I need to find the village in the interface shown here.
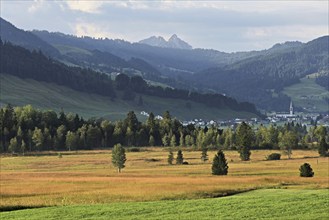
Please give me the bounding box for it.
[140,101,329,129]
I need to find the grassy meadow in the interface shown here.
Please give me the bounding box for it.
[283,74,329,112]
[0,74,256,120]
[1,189,328,220]
[1,149,328,214]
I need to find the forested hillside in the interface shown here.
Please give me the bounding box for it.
[191,36,329,111]
[0,17,60,57]
[0,40,259,116]
[1,17,327,112]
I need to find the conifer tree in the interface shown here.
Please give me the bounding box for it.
[176,150,184,164]
[201,146,208,162]
[167,149,174,165]
[212,150,228,175]
[318,137,328,157]
[299,163,314,177]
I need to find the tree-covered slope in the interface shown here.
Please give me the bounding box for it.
[0,41,260,118]
[191,36,329,111]
[0,17,60,57]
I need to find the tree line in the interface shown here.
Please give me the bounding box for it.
[1,105,328,158]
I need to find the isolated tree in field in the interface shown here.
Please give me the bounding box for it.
[318,137,328,157]
[212,150,228,175]
[279,131,298,159]
[176,150,184,164]
[201,146,208,162]
[299,163,314,177]
[167,149,174,165]
[236,122,253,161]
[112,144,126,173]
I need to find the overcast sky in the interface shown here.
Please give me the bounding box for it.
[1,0,328,52]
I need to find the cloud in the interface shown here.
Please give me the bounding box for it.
[73,22,124,39]
[65,0,103,13]
[28,0,46,13]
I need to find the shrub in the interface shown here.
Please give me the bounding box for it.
[182,161,189,165]
[127,147,140,152]
[266,153,281,160]
[299,163,314,177]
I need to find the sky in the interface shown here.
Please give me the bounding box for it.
[1,0,328,52]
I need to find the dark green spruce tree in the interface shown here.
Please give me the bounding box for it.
[299,163,314,177]
[176,150,184,165]
[212,150,228,175]
[167,148,174,165]
[236,122,253,161]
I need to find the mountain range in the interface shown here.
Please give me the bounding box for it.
[0,17,328,114]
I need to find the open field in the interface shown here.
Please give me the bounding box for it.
[283,75,329,112]
[1,189,328,220]
[1,149,328,210]
[0,74,256,120]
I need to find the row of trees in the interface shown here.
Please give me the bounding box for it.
[1,105,328,159]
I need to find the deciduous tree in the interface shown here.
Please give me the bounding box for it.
[112,144,126,173]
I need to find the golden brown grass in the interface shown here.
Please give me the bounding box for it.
[1,149,328,208]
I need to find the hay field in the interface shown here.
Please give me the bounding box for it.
[1,149,328,209]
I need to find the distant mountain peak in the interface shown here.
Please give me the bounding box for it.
[139,34,192,50]
[169,34,178,40]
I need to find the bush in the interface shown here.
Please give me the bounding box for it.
[266,153,281,160]
[182,161,189,165]
[126,147,140,152]
[299,163,314,177]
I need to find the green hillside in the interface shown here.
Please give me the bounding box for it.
[1,189,328,220]
[0,74,256,120]
[283,74,329,112]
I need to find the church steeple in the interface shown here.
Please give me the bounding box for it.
[289,101,294,115]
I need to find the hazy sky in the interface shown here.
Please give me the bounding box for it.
[1,0,328,52]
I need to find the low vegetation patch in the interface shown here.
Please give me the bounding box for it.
[266,153,281,160]
[1,189,328,220]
